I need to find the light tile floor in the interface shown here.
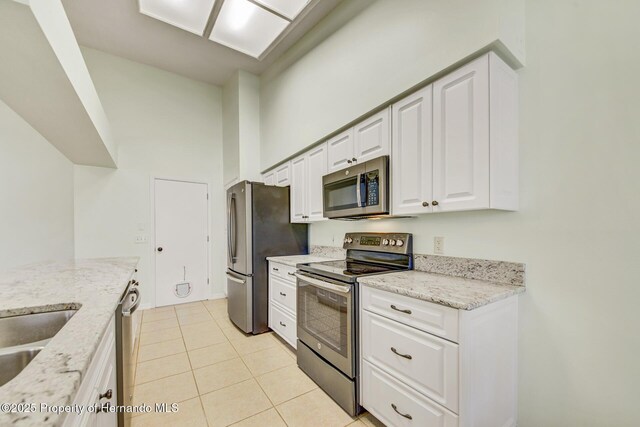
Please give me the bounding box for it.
[132,299,385,427]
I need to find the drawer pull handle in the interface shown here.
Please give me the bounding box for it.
[391,347,412,360]
[279,321,287,327]
[279,292,287,297]
[287,272,296,276]
[99,389,113,400]
[390,304,412,315]
[391,403,412,420]
[273,268,279,271]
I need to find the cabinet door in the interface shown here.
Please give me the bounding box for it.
[391,86,433,215]
[327,129,355,173]
[354,108,390,163]
[290,155,307,223]
[275,162,291,187]
[433,55,490,211]
[262,171,276,186]
[306,143,328,221]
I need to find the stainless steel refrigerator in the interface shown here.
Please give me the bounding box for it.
[226,181,308,334]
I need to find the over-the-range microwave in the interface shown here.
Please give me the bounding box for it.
[322,155,389,219]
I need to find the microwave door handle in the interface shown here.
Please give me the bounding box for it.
[356,173,361,208]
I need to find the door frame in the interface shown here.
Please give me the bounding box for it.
[150,176,211,308]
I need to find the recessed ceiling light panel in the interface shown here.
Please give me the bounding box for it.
[253,0,310,20]
[139,0,216,35]
[210,0,289,58]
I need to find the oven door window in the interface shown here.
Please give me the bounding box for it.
[324,177,358,212]
[298,282,349,357]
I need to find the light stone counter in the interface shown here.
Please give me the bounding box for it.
[358,270,525,310]
[0,257,139,427]
[266,254,342,268]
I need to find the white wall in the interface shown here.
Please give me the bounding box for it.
[259,0,525,170]
[223,70,262,187]
[260,0,640,425]
[0,100,74,270]
[74,48,226,307]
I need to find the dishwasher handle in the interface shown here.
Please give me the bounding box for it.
[122,287,141,317]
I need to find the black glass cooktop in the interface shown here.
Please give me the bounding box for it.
[298,259,409,283]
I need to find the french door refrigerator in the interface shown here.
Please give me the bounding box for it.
[226,181,308,334]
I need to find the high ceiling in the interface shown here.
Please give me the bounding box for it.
[61,0,344,86]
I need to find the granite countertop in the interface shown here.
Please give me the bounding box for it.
[266,254,341,268]
[0,257,139,427]
[358,270,525,310]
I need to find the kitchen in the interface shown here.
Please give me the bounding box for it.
[0,0,638,427]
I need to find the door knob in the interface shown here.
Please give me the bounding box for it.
[157,247,163,252]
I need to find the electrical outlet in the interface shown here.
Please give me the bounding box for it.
[134,235,148,244]
[434,236,444,254]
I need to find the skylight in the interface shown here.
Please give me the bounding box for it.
[139,0,312,59]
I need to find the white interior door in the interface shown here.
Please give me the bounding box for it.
[155,179,208,307]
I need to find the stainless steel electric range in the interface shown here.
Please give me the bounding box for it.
[295,232,413,416]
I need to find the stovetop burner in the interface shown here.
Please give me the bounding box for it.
[305,260,404,277]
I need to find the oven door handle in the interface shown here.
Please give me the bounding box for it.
[294,273,351,294]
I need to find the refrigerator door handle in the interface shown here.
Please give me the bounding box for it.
[226,273,246,284]
[228,193,237,263]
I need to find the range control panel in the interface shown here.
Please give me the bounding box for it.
[342,232,413,254]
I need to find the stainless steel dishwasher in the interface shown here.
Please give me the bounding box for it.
[115,278,141,427]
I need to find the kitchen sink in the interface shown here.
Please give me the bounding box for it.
[0,309,77,387]
[0,349,42,387]
[0,309,77,349]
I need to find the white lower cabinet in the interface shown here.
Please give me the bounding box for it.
[360,285,518,427]
[63,315,117,427]
[362,361,458,427]
[268,261,297,348]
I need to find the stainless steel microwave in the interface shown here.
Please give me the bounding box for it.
[322,155,389,219]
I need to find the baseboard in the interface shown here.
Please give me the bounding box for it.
[209,293,227,300]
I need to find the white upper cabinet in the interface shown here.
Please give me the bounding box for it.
[391,52,518,215]
[306,144,328,221]
[275,162,291,186]
[391,86,433,215]
[327,108,391,174]
[262,170,276,186]
[326,129,354,173]
[433,54,490,212]
[290,156,307,222]
[354,108,391,164]
[290,143,328,223]
[263,161,291,187]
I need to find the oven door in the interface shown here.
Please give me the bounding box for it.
[295,272,355,378]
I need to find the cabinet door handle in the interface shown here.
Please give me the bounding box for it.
[422,201,429,207]
[279,321,287,327]
[391,347,413,360]
[432,200,439,206]
[347,160,353,164]
[279,292,287,297]
[287,272,296,276]
[99,389,113,400]
[390,304,412,315]
[352,157,357,162]
[391,403,412,420]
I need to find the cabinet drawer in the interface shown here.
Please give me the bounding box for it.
[269,262,297,284]
[362,360,458,427]
[270,277,296,314]
[361,310,459,413]
[270,304,297,349]
[362,285,459,342]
